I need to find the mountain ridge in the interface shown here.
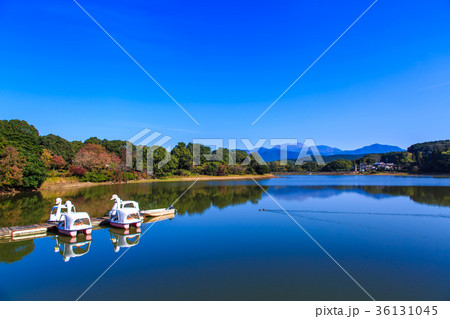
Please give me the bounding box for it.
[251,143,406,162]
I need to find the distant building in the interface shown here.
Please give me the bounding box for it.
[359,163,374,172]
[373,162,395,170]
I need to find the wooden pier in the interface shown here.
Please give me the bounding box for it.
[0,213,175,242]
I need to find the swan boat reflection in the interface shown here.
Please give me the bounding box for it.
[109,227,141,252]
[53,234,92,262]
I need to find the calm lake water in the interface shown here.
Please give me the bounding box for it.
[0,175,449,300]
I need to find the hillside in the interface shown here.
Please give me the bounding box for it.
[255,143,405,162]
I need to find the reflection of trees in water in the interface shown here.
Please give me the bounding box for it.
[0,183,267,226]
[0,192,50,226]
[360,186,450,207]
[0,240,35,264]
[269,185,450,208]
[117,184,267,216]
[1,182,448,227]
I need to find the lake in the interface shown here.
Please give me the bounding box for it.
[0,175,449,300]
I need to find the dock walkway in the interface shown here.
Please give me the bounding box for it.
[0,214,174,242]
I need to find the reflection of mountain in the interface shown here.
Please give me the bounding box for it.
[268,186,393,201]
[268,186,450,207]
[0,240,35,264]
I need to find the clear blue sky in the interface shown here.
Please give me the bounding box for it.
[0,0,449,150]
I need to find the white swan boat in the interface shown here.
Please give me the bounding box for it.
[54,235,92,262]
[56,201,93,237]
[109,228,141,252]
[108,194,143,229]
[48,198,74,222]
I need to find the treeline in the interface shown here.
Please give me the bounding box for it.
[1,119,448,192]
[269,140,450,174]
[0,120,269,192]
[268,159,355,173]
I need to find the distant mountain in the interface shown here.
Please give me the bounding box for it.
[250,143,405,162]
[340,144,405,155]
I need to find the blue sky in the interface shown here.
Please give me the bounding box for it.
[0,0,449,149]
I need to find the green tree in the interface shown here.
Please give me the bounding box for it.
[322,159,353,172]
[40,134,75,163]
[301,161,321,172]
[22,161,47,188]
[171,142,193,170]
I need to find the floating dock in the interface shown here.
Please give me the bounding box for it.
[0,213,174,242]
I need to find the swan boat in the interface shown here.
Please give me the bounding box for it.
[48,198,74,222]
[108,194,143,229]
[56,201,93,237]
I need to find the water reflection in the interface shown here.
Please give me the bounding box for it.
[262,185,450,208]
[0,180,449,228]
[0,239,35,264]
[109,228,141,253]
[0,177,449,300]
[0,183,267,226]
[53,235,92,262]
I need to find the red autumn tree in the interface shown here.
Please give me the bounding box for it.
[50,155,66,170]
[70,166,86,176]
[0,146,26,188]
[73,143,120,171]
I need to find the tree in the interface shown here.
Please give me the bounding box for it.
[0,146,25,189]
[41,148,53,168]
[50,155,66,170]
[301,161,321,172]
[322,159,353,172]
[70,166,86,176]
[74,143,120,171]
[84,137,102,145]
[171,142,193,170]
[102,139,126,157]
[0,120,41,158]
[22,161,47,189]
[71,140,84,153]
[187,143,211,165]
[40,134,75,163]
[407,140,450,172]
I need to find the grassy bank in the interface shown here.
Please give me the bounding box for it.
[38,174,276,191]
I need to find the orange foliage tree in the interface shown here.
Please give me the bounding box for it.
[0,146,26,188]
[73,143,120,171]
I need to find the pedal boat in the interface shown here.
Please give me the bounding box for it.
[48,197,74,222]
[56,201,93,237]
[109,194,143,229]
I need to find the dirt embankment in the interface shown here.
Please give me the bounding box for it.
[37,174,277,192]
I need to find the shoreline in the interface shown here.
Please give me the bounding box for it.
[275,171,450,177]
[2,171,450,196]
[36,174,276,192]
